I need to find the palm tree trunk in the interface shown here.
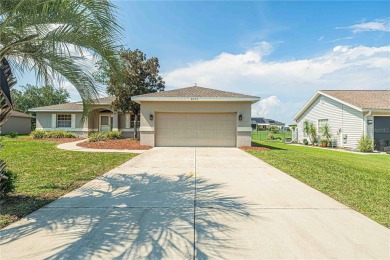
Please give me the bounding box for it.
[0,58,15,197]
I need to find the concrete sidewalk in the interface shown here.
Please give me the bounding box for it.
[0,147,388,259]
[57,139,148,153]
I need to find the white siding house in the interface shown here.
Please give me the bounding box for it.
[294,90,390,151]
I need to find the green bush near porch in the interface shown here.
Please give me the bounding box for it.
[88,131,123,142]
[30,130,77,139]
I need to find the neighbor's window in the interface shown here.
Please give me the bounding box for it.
[57,114,71,128]
[318,119,328,134]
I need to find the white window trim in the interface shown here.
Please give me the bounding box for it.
[317,119,329,136]
[125,114,131,128]
[57,114,72,128]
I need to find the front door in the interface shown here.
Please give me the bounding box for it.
[99,114,111,133]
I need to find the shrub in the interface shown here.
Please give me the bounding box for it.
[30,130,77,139]
[88,133,107,142]
[357,135,373,152]
[30,130,46,139]
[0,168,16,198]
[303,138,308,145]
[267,134,275,140]
[7,131,18,138]
[104,131,123,140]
[44,130,77,138]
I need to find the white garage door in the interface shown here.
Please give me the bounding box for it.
[155,113,236,147]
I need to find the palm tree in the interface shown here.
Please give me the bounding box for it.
[0,0,122,122]
[0,0,122,196]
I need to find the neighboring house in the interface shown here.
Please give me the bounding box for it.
[0,111,34,135]
[29,97,137,138]
[251,117,285,130]
[132,86,260,147]
[294,90,390,151]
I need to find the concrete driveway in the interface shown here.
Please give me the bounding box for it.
[0,147,388,259]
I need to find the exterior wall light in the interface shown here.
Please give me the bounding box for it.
[238,114,242,121]
[149,114,154,120]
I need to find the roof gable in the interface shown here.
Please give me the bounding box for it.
[132,86,259,101]
[294,90,390,121]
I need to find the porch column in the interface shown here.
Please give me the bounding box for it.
[112,112,119,131]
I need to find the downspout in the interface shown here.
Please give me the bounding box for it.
[364,110,372,136]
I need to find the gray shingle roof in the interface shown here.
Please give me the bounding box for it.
[10,110,35,118]
[30,102,83,111]
[133,86,259,99]
[321,90,390,110]
[29,96,115,111]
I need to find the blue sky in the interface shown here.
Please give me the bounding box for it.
[17,1,390,123]
[116,1,389,66]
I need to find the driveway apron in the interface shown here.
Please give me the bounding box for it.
[0,147,389,259]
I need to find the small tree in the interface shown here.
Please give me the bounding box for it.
[96,49,165,138]
[357,135,374,152]
[321,123,332,145]
[303,120,317,144]
[11,85,70,113]
[309,122,317,144]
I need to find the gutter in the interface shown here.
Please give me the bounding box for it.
[363,110,372,136]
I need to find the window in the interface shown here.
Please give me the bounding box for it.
[318,119,328,135]
[57,114,71,128]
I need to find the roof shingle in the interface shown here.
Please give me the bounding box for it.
[133,86,259,99]
[10,111,35,118]
[29,96,115,111]
[321,90,390,110]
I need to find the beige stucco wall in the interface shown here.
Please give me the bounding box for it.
[139,101,252,147]
[0,116,32,135]
[35,109,135,137]
[36,112,52,129]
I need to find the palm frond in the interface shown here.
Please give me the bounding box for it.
[0,0,122,112]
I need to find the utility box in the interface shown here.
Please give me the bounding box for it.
[343,134,348,144]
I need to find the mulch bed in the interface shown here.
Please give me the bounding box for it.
[77,139,152,150]
[20,137,84,143]
[240,146,270,151]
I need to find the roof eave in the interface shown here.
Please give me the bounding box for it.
[293,91,365,121]
[362,108,390,112]
[29,109,83,113]
[131,97,260,104]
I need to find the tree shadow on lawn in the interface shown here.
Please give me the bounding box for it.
[251,141,286,151]
[0,172,260,259]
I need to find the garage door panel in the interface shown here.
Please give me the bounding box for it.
[155,113,236,147]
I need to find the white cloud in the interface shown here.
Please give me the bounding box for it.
[163,43,390,123]
[337,18,390,33]
[252,96,280,117]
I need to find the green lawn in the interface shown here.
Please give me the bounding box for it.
[251,130,292,141]
[0,138,136,228]
[247,141,390,227]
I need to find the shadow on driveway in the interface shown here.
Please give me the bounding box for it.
[0,172,257,259]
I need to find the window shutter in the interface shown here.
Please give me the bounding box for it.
[71,114,76,129]
[125,114,130,128]
[51,114,57,128]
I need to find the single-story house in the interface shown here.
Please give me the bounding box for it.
[251,117,285,130]
[29,96,137,138]
[132,86,259,147]
[0,110,34,135]
[29,86,260,147]
[294,90,390,151]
